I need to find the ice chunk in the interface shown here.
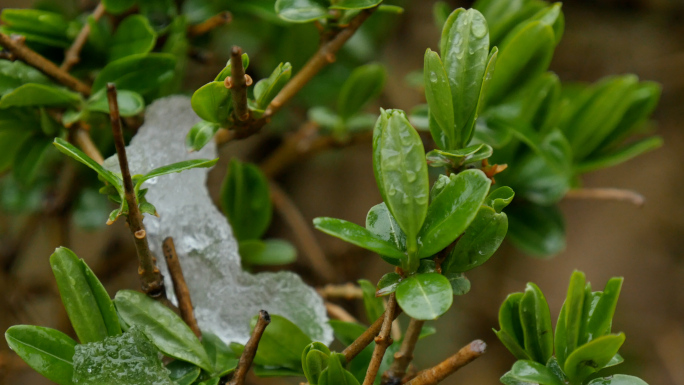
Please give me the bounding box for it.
[103,96,332,345]
[72,327,173,385]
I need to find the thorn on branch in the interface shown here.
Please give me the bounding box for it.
[363,294,398,385]
[107,83,164,297]
[404,340,486,385]
[61,2,106,72]
[187,11,232,38]
[163,237,201,337]
[229,310,271,385]
[564,187,645,206]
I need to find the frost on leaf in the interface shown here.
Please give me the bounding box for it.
[72,327,173,385]
[103,96,332,345]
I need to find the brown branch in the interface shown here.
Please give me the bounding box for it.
[564,187,645,206]
[0,33,91,95]
[363,294,398,385]
[264,7,377,118]
[162,237,200,337]
[61,2,106,72]
[227,46,251,123]
[342,302,402,362]
[317,283,363,300]
[229,310,271,385]
[107,84,164,296]
[382,318,425,384]
[325,301,359,323]
[74,126,104,164]
[404,340,486,385]
[187,11,232,38]
[268,181,337,283]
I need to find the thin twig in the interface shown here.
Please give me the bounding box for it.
[229,310,271,385]
[317,283,363,300]
[74,126,104,164]
[162,237,201,337]
[325,301,359,323]
[227,46,251,123]
[404,340,486,385]
[268,181,337,283]
[342,304,402,362]
[363,294,398,385]
[564,187,645,206]
[0,33,91,95]
[187,11,232,38]
[107,84,164,296]
[383,318,425,384]
[61,2,106,72]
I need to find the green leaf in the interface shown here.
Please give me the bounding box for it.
[443,205,507,273]
[338,63,386,120]
[508,360,563,385]
[496,292,530,360]
[376,272,402,296]
[303,342,331,384]
[114,290,213,372]
[309,106,342,130]
[359,279,385,322]
[319,353,360,385]
[556,270,586,368]
[314,217,406,262]
[92,53,176,96]
[519,283,553,364]
[275,0,329,23]
[373,109,429,253]
[80,259,122,337]
[564,333,626,383]
[103,0,137,14]
[486,186,515,213]
[330,0,382,10]
[426,144,493,168]
[87,89,145,117]
[135,158,218,194]
[5,325,76,385]
[166,360,201,385]
[586,375,648,385]
[506,203,565,257]
[0,83,81,108]
[13,136,51,185]
[495,329,531,361]
[214,53,249,82]
[50,247,110,344]
[191,81,232,125]
[1,9,71,47]
[417,169,491,258]
[0,60,51,96]
[185,120,221,152]
[446,272,471,295]
[440,8,491,148]
[365,202,407,252]
[109,15,157,61]
[239,239,297,266]
[575,136,663,174]
[252,314,311,370]
[202,332,238,376]
[221,159,272,241]
[582,277,623,344]
[423,49,454,150]
[254,62,292,109]
[395,273,453,320]
[473,0,546,47]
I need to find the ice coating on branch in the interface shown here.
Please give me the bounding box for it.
[103,96,332,345]
[73,327,173,385]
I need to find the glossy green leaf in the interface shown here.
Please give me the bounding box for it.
[302,342,331,385]
[446,272,471,295]
[496,292,529,360]
[319,353,359,385]
[495,329,532,361]
[103,0,136,14]
[114,290,213,371]
[252,314,311,370]
[0,60,51,96]
[330,0,382,10]
[50,247,109,344]
[417,169,491,258]
[507,3,564,45]
[5,325,76,385]
[473,0,546,46]
[191,81,232,125]
[587,375,648,385]
[583,277,623,344]
[254,62,292,109]
[575,136,663,174]
[0,83,81,109]
[556,270,586,367]
[110,15,157,61]
[185,120,220,152]
[80,260,122,337]
[275,0,328,23]
[486,186,515,213]
[506,203,565,257]
[366,202,407,252]
[372,109,429,252]
[239,239,297,266]
[197,378,220,385]
[443,205,507,273]
[338,63,386,120]
[166,360,201,385]
[376,272,402,296]
[202,332,238,376]
[395,273,453,320]
[359,279,385,322]
[508,360,563,385]
[92,53,176,96]
[564,333,626,383]
[314,217,406,262]
[135,158,218,194]
[221,159,272,241]
[87,89,145,117]
[519,283,553,364]
[13,136,51,185]
[423,49,454,150]
[1,9,71,47]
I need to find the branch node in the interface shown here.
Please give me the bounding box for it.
[134,229,146,239]
[244,74,253,86]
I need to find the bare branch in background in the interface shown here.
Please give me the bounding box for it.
[317,283,363,300]
[188,11,232,38]
[61,2,106,72]
[564,187,645,206]
[163,237,201,337]
[404,340,486,385]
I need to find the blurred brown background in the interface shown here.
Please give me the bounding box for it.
[1,0,684,384]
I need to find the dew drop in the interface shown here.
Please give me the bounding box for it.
[471,18,487,39]
[406,171,416,182]
[429,71,438,83]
